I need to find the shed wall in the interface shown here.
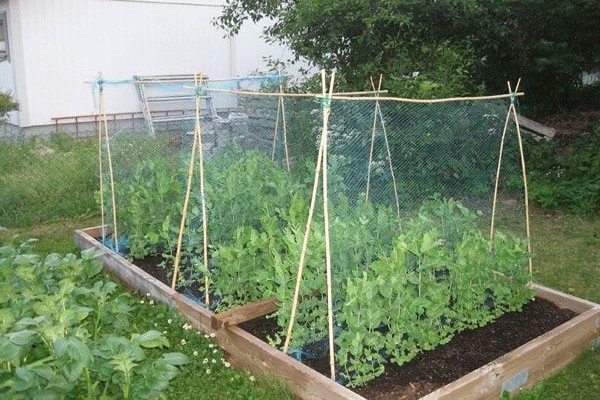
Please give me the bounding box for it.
[7,0,294,130]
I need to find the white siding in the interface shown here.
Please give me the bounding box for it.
[0,0,19,125]
[10,0,294,128]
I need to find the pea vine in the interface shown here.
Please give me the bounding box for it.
[106,148,532,387]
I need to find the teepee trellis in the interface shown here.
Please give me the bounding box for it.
[96,72,119,253]
[271,83,291,171]
[489,79,533,277]
[171,73,211,306]
[365,75,402,223]
[283,70,337,381]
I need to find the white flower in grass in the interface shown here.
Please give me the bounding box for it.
[163,331,167,334]
[149,300,154,305]
[206,368,211,375]
[223,361,231,368]
[249,376,255,382]
[167,319,172,324]
[180,339,186,345]
[140,300,145,304]
[209,332,216,338]
[203,358,209,364]
[204,334,209,339]
[154,323,158,327]
[182,323,192,330]
[146,292,151,297]
[212,349,218,354]
[211,358,216,364]
[193,350,198,356]
[208,344,214,348]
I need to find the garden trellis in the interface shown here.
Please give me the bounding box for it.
[95,71,533,386]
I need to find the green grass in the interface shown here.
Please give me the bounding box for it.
[0,133,98,228]
[530,208,600,303]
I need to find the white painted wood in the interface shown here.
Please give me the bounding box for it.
[3,0,296,130]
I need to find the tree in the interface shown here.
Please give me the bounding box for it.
[216,0,600,112]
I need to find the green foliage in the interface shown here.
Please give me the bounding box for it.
[0,91,19,120]
[336,198,532,386]
[111,144,531,387]
[216,0,600,111]
[0,238,188,399]
[327,99,519,205]
[211,191,531,386]
[0,135,98,228]
[115,158,182,259]
[526,133,600,214]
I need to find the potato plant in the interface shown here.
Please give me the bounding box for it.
[0,238,188,398]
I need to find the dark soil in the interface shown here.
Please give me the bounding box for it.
[134,256,577,400]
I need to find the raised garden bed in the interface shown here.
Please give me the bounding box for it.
[75,226,600,399]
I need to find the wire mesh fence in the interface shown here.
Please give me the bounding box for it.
[90,74,532,386]
[0,133,98,228]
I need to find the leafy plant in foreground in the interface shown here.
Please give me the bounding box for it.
[0,238,188,398]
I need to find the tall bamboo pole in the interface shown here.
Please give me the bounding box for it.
[171,106,199,290]
[195,74,211,305]
[321,71,337,381]
[97,72,119,252]
[508,80,533,278]
[283,70,329,354]
[96,82,106,242]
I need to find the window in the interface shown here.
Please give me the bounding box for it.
[0,12,8,62]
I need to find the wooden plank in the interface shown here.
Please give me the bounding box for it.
[516,113,556,138]
[75,228,175,305]
[533,284,598,314]
[211,297,279,330]
[217,325,365,400]
[173,293,215,334]
[422,304,600,399]
[75,226,599,400]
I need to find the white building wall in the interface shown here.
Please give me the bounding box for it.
[6,0,294,129]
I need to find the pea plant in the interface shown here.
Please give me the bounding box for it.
[335,198,532,386]
[0,238,188,399]
[105,146,532,389]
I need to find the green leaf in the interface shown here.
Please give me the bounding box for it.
[132,330,169,349]
[161,352,189,366]
[0,340,21,361]
[7,329,37,346]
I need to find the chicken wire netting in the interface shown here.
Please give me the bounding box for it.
[97,81,531,386]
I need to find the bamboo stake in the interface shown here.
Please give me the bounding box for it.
[370,75,402,222]
[320,71,337,381]
[283,71,329,354]
[508,80,533,278]
[196,73,211,306]
[96,80,106,243]
[489,102,512,244]
[203,87,524,103]
[328,92,525,103]
[365,76,379,201]
[271,91,282,162]
[171,107,199,291]
[280,84,291,171]
[98,72,119,252]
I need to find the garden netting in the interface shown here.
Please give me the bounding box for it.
[96,76,533,386]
